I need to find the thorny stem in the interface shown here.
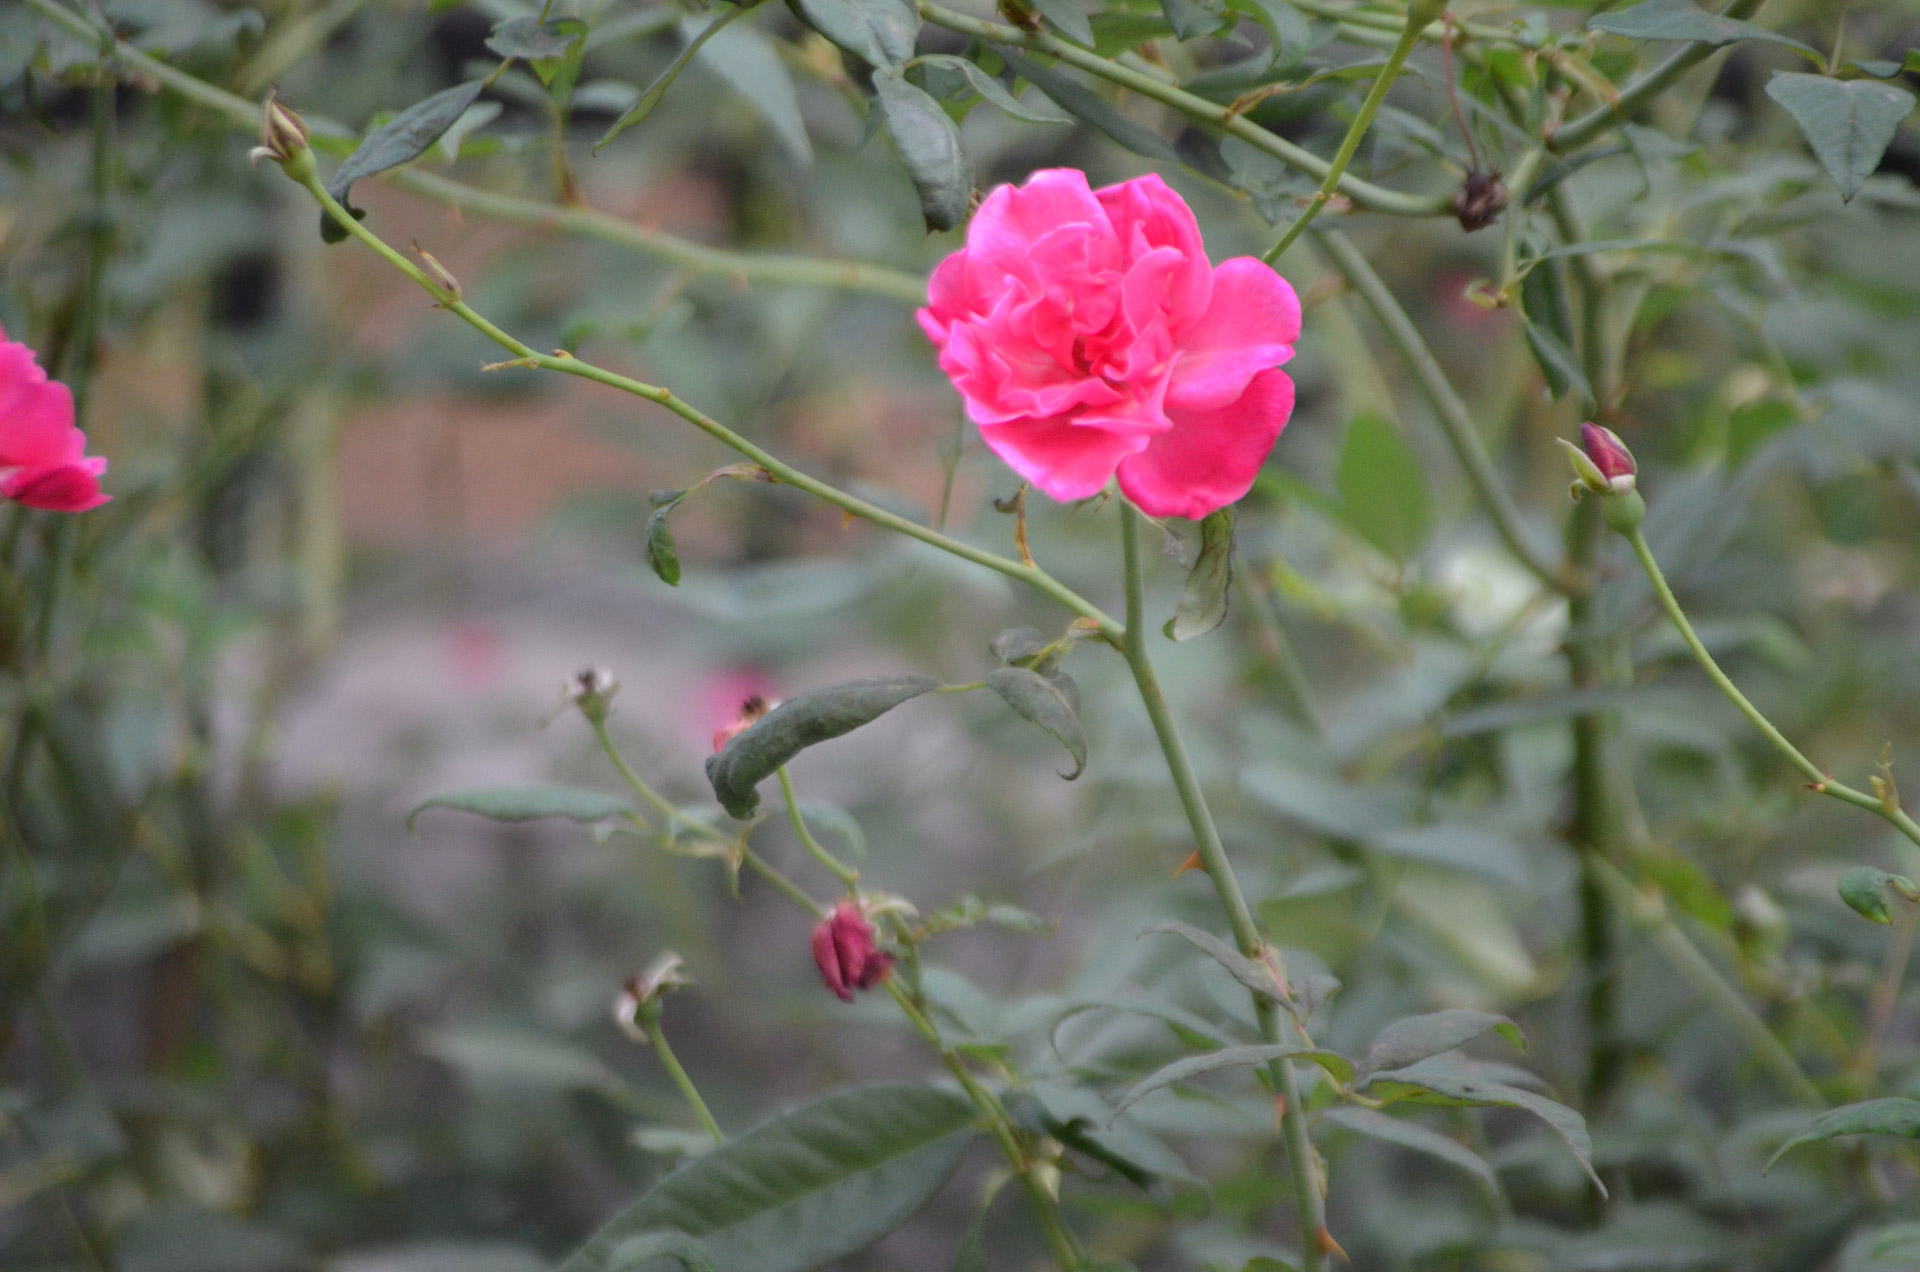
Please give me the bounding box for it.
[1262,4,1430,264]
[294,169,1122,642]
[778,767,860,890]
[917,1,1450,219]
[584,716,1080,1268]
[1118,504,1329,1272]
[639,1012,727,1144]
[1624,528,1920,851]
[1312,229,1573,593]
[19,0,925,303]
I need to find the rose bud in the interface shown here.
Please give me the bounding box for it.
[1580,423,1636,493]
[564,666,620,724]
[249,92,314,180]
[811,901,893,1002]
[711,694,772,753]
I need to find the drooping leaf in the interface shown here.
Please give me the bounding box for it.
[1354,1010,1526,1082]
[322,81,486,241]
[990,626,1061,673]
[1049,996,1243,1059]
[608,1233,720,1272]
[1366,1059,1604,1194]
[1588,0,1818,58]
[1011,1080,1208,1206]
[487,15,585,60]
[1164,507,1234,641]
[689,13,815,167]
[596,6,759,152]
[873,69,973,232]
[788,0,918,70]
[407,786,635,832]
[1159,0,1231,41]
[1224,0,1313,67]
[706,675,941,818]
[1838,866,1918,924]
[1316,1106,1500,1194]
[984,666,1087,778]
[915,54,1072,123]
[1521,316,1594,409]
[1766,1098,1920,1170]
[1335,411,1432,563]
[1764,72,1917,201]
[1026,0,1095,47]
[1140,921,1289,1007]
[645,491,686,586]
[1114,1043,1356,1114]
[997,50,1182,162]
[558,1084,979,1272]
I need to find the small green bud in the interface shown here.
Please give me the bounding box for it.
[566,666,621,725]
[1600,488,1645,534]
[1839,866,1920,924]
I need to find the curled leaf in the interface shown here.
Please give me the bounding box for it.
[322,81,485,242]
[706,676,941,818]
[985,666,1086,778]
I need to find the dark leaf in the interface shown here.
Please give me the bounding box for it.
[916,54,1072,123]
[1764,72,1917,201]
[1354,1010,1526,1082]
[1366,1059,1604,1194]
[1012,1080,1208,1205]
[1159,0,1231,41]
[788,0,919,69]
[1316,1106,1500,1194]
[1588,0,1818,58]
[557,1084,979,1272]
[407,786,634,832]
[1766,1098,1920,1170]
[1521,316,1595,409]
[487,16,584,60]
[1114,1043,1356,1114]
[1026,0,1095,46]
[1164,507,1234,641]
[984,666,1087,778]
[322,81,486,242]
[596,6,756,152]
[990,626,1059,672]
[998,50,1182,161]
[705,675,941,818]
[873,70,973,232]
[1335,411,1433,563]
[1141,920,1289,1007]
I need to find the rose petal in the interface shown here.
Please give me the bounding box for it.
[964,168,1113,298]
[1117,368,1294,519]
[1167,258,1301,413]
[2,457,110,513]
[1095,173,1212,330]
[0,345,81,470]
[979,412,1148,502]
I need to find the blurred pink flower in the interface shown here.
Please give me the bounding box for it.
[0,326,109,513]
[694,666,779,750]
[811,901,892,1002]
[918,169,1299,520]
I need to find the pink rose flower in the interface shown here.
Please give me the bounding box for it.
[811,901,892,1002]
[918,169,1300,520]
[0,326,109,513]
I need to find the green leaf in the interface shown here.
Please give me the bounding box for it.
[1839,866,1919,924]
[596,6,758,152]
[407,786,634,832]
[1159,0,1231,41]
[1766,1098,1920,1170]
[1049,996,1242,1058]
[322,81,485,242]
[706,675,941,818]
[997,50,1182,162]
[1026,0,1095,47]
[1224,0,1312,67]
[1521,316,1594,410]
[645,491,685,586]
[556,1084,979,1272]
[1589,0,1818,58]
[487,16,585,60]
[1140,921,1289,1007]
[1316,1106,1499,1194]
[1367,1061,1604,1194]
[690,14,815,167]
[1164,508,1235,641]
[609,1234,719,1272]
[873,69,973,232]
[1335,411,1432,563]
[420,1025,624,1093]
[915,54,1072,123]
[1354,1010,1525,1082]
[1765,73,1917,201]
[1011,1080,1207,1205]
[1114,1043,1356,1114]
[984,666,1087,779]
[788,0,918,69]
[989,626,1061,673]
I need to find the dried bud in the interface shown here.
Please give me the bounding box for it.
[614,952,692,1042]
[1452,170,1507,232]
[711,694,772,753]
[566,666,620,725]
[811,901,893,1002]
[249,93,314,181]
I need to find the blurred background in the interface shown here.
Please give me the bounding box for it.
[5,0,1920,1268]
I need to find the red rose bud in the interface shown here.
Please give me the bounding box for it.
[811,901,893,1002]
[1579,423,1636,492]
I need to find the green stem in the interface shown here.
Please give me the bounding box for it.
[1624,528,1920,848]
[778,767,859,890]
[1550,0,1765,153]
[1856,897,1919,1080]
[740,849,828,918]
[1262,6,1429,264]
[294,168,1122,641]
[1312,229,1572,593]
[1592,858,1823,1106]
[1117,504,1328,1271]
[917,1,1449,219]
[639,1012,726,1143]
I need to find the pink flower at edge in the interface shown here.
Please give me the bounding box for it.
[0,325,110,514]
[918,169,1300,520]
